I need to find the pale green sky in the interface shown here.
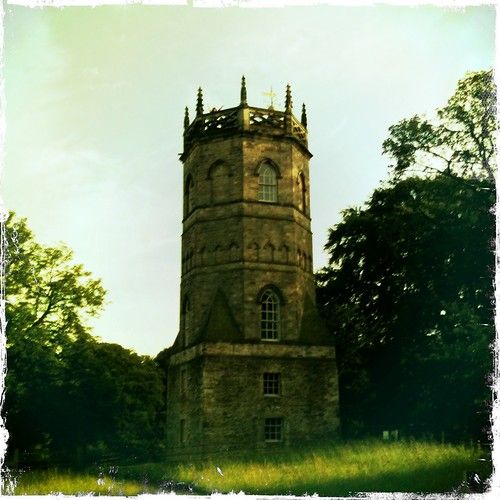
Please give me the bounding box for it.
[2,4,495,355]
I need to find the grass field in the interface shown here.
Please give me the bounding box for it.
[6,440,491,496]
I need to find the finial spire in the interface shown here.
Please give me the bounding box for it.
[301,103,307,128]
[196,87,204,117]
[240,75,247,105]
[285,84,292,112]
[184,106,190,129]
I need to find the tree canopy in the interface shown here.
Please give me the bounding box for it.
[4,214,165,466]
[317,70,495,440]
[317,176,494,438]
[383,70,496,182]
[6,215,105,349]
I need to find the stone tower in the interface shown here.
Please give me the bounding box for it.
[165,78,339,458]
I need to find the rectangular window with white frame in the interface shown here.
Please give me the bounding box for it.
[264,417,283,442]
[263,372,280,396]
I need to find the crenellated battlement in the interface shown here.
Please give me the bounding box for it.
[182,77,308,158]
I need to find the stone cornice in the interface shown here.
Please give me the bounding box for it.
[182,201,312,232]
[169,341,336,366]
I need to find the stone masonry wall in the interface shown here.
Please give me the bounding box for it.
[179,133,315,348]
[201,354,339,452]
[167,343,339,458]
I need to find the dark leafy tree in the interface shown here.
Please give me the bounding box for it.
[383,70,496,181]
[5,214,106,464]
[317,177,494,439]
[62,340,166,464]
[317,70,496,440]
[4,215,165,466]
[6,215,105,346]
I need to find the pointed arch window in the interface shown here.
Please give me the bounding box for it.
[298,172,307,212]
[182,297,191,347]
[185,175,194,215]
[208,160,232,205]
[260,289,280,340]
[258,163,278,202]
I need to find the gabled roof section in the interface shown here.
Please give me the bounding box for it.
[201,289,241,342]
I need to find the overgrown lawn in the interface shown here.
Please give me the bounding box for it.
[7,440,491,496]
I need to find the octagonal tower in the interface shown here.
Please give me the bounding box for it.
[165,78,339,458]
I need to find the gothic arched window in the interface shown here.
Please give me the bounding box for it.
[298,172,307,212]
[182,297,191,347]
[258,163,278,202]
[208,160,231,205]
[260,289,280,340]
[185,175,194,215]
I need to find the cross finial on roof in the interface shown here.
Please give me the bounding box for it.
[262,87,277,109]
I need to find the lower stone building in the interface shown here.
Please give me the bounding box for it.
[166,342,338,458]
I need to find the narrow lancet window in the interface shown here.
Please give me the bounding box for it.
[182,297,191,347]
[258,163,278,202]
[261,290,280,340]
[185,175,194,215]
[298,172,307,212]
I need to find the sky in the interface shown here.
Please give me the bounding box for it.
[1,2,495,356]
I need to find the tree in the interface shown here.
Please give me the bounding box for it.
[317,177,494,439]
[317,70,496,440]
[62,340,166,464]
[4,214,106,464]
[383,70,496,182]
[5,215,105,348]
[4,215,166,466]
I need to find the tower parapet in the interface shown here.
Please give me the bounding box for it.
[182,79,308,160]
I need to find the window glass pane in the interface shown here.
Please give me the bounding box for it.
[261,290,280,340]
[263,373,280,395]
[258,164,277,202]
[264,417,283,441]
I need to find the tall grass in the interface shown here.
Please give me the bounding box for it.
[170,440,490,496]
[8,440,490,496]
[7,469,147,496]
